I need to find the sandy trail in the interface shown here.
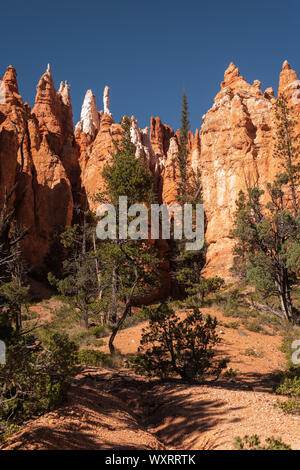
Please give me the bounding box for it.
[2,307,299,450]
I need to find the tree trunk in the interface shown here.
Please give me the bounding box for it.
[83,307,89,329]
[277,268,294,322]
[109,266,118,324]
[109,266,139,355]
[15,307,22,332]
[92,233,103,300]
[197,291,204,305]
[108,303,131,355]
[279,292,294,322]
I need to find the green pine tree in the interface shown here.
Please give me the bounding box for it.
[0,143,78,432]
[48,213,101,330]
[176,91,190,205]
[170,93,222,303]
[94,117,159,353]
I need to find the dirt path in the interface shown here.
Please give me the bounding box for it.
[2,306,300,450]
[1,370,165,450]
[3,367,300,450]
[98,369,300,450]
[100,307,286,385]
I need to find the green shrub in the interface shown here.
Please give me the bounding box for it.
[70,329,98,347]
[130,303,228,382]
[0,423,20,443]
[68,324,112,348]
[224,289,241,314]
[276,376,300,415]
[277,397,300,415]
[277,376,300,396]
[234,434,291,450]
[223,367,238,382]
[224,321,240,329]
[126,354,151,375]
[275,330,300,414]
[77,349,122,368]
[121,310,149,329]
[0,332,78,427]
[77,349,107,366]
[243,348,263,358]
[243,318,267,334]
[90,324,112,338]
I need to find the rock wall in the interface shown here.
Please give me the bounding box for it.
[0,65,74,271]
[0,60,299,281]
[198,61,299,279]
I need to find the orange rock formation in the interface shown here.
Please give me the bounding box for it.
[0,60,298,281]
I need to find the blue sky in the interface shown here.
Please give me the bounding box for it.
[0,0,298,132]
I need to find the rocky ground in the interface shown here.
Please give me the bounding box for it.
[2,307,300,451]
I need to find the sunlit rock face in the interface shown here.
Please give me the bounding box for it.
[1,60,299,282]
[198,62,282,279]
[81,112,123,211]
[278,60,300,136]
[75,89,100,137]
[0,64,74,270]
[103,85,111,116]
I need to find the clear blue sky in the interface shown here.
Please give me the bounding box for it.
[0,0,298,132]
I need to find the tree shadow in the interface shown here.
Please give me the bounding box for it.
[2,371,164,450]
[93,370,244,450]
[2,366,285,451]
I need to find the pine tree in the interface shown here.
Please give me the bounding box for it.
[170,93,222,303]
[48,213,101,330]
[175,91,202,205]
[231,94,300,323]
[0,237,29,332]
[0,140,78,431]
[131,303,228,381]
[176,91,190,205]
[0,137,29,332]
[95,117,159,353]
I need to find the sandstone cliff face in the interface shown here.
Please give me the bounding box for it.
[197,64,277,278]
[78,113,123,211]
[74,86,123,211]
[198,61,300,279]
[278,61,300,136]
[0,66,23,211]
[32,66,80,192]
[0,65,74,271]
[75,89,102,175]
[130,61,298,280]
[0,60,299,282]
